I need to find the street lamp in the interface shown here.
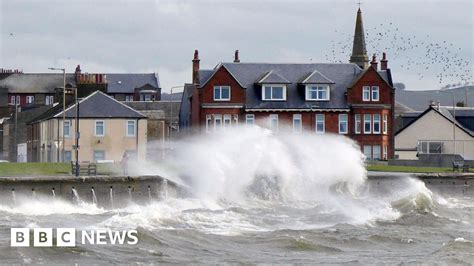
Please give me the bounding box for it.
[48,67,66,162]
[73,86,80,177]
[439,88,456,156]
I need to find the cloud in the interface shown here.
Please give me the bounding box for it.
[0,0,472,91]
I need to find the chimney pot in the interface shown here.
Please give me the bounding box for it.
[234,50,240,63]
[380,52,388,70]
[192,50,200,85]
[370,54,378,70]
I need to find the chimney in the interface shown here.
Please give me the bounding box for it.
[370,54,378,70]
[234,50,240,63]
[192,50,200,85]
[380,52,388,70]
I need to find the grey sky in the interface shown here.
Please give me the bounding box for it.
[0,0,472,92]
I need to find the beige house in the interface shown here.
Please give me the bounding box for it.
[395,105,474,160]
[27,91,147,162]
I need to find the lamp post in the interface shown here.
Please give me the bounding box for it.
[74,86,80,177]
[49,67,66,162]
[439,89,456,156]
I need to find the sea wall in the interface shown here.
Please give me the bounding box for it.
[0,175,185,208]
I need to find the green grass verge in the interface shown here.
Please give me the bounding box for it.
[366,164,467,173]
[0,162,120,176]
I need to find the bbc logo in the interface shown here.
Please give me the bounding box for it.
[11,228,75,247]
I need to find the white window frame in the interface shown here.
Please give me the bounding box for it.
[245,114,255,125]
[293,114,302,133]
[213,86,231,101]
[383,114,388,135]
[223,114,232,129]
[383,145,388,160]
[363,145,372,160]
[315,114,325,134]
[373,145,381,160]
[364,114,372,134]
[93,150,105,162]
[355,114,361,134]
[305,85,330,101]
[214,114,222,131]
[126,120,136,137]
[95,120,105,137]
[233,115,239,126]
[10,96,15,105]
[205,115,212,132]
[16,96,20,105]
[362,86,371,101]
[125,95,133,102]
[45,95,54,105]
[373,114,381,134]
[371,86,380,101]
[338,114,348,134]
[269,114,279,132]
[262,85,287,101]
[63,150,72,162]
[63,120,71,138]
[26,95,34,104]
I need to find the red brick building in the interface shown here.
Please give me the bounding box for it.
[182,8,395,160]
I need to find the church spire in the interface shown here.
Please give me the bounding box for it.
[350,8,369,69]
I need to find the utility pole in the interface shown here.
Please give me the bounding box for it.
[49,67,66,162]
[75,86,80,177]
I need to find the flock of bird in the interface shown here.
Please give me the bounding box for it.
[325,22,472,85]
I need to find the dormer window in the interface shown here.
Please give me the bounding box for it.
[262,85,286,101]
[305,85,330,101]
[214,86,231,101]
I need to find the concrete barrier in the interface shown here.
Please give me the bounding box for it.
[0,175,186,208]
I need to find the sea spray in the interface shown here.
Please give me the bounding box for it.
[165,126,367,204]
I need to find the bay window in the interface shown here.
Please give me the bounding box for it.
[246,114,255,125]
[338,114,348,134]
[355,114,361,134]
[364,114,371,134]
[373,114,381,134]
[316,114,325,133]
[293,114,302,133]
[269,114,279,131]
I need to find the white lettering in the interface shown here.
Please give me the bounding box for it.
[127,230,138,245]
[96,229,107,245]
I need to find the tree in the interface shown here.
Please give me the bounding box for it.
[456,101,465,107]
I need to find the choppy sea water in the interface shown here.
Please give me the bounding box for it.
[0,177,472,265]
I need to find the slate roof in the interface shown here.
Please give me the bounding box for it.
[179,83,194,128]
[0,73,76,93]
[200,62,365,109]
[442,107,474,133]
[106,73,160,93]
[54,91,146,119]
[395,86,474,111]
[396,105,474,137]
[300,70,334,84]
[257,71,291,84]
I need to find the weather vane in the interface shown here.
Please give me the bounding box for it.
[357,1,362,8]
